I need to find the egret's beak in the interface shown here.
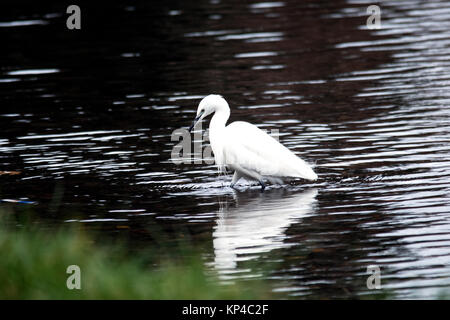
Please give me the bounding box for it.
[189,110,204,132]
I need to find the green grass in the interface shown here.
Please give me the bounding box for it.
[0,212,271,300]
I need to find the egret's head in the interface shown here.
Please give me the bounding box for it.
[189,94,229,132]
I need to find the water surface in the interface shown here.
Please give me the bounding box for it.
[1,0,450,299]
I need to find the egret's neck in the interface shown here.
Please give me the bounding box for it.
[208,107,230,169]
[209,108,230,135]
[208,108,230,160]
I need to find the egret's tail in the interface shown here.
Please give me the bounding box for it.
[300,166,318,181]
[292,158,318,181]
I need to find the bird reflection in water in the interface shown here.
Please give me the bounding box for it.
[212,188,318,278]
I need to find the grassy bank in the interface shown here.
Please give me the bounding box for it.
[0,213,271,299]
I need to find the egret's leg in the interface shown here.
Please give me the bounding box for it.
[259,180,266,191]
[232,165,264,190]
[230,171,242,188]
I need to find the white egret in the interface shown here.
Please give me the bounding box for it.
[189,94,318,190]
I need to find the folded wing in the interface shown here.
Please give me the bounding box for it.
[222,121,317,181]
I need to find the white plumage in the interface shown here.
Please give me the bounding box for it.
[189,94,318,189]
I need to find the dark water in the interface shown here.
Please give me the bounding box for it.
[2,0,450,299]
